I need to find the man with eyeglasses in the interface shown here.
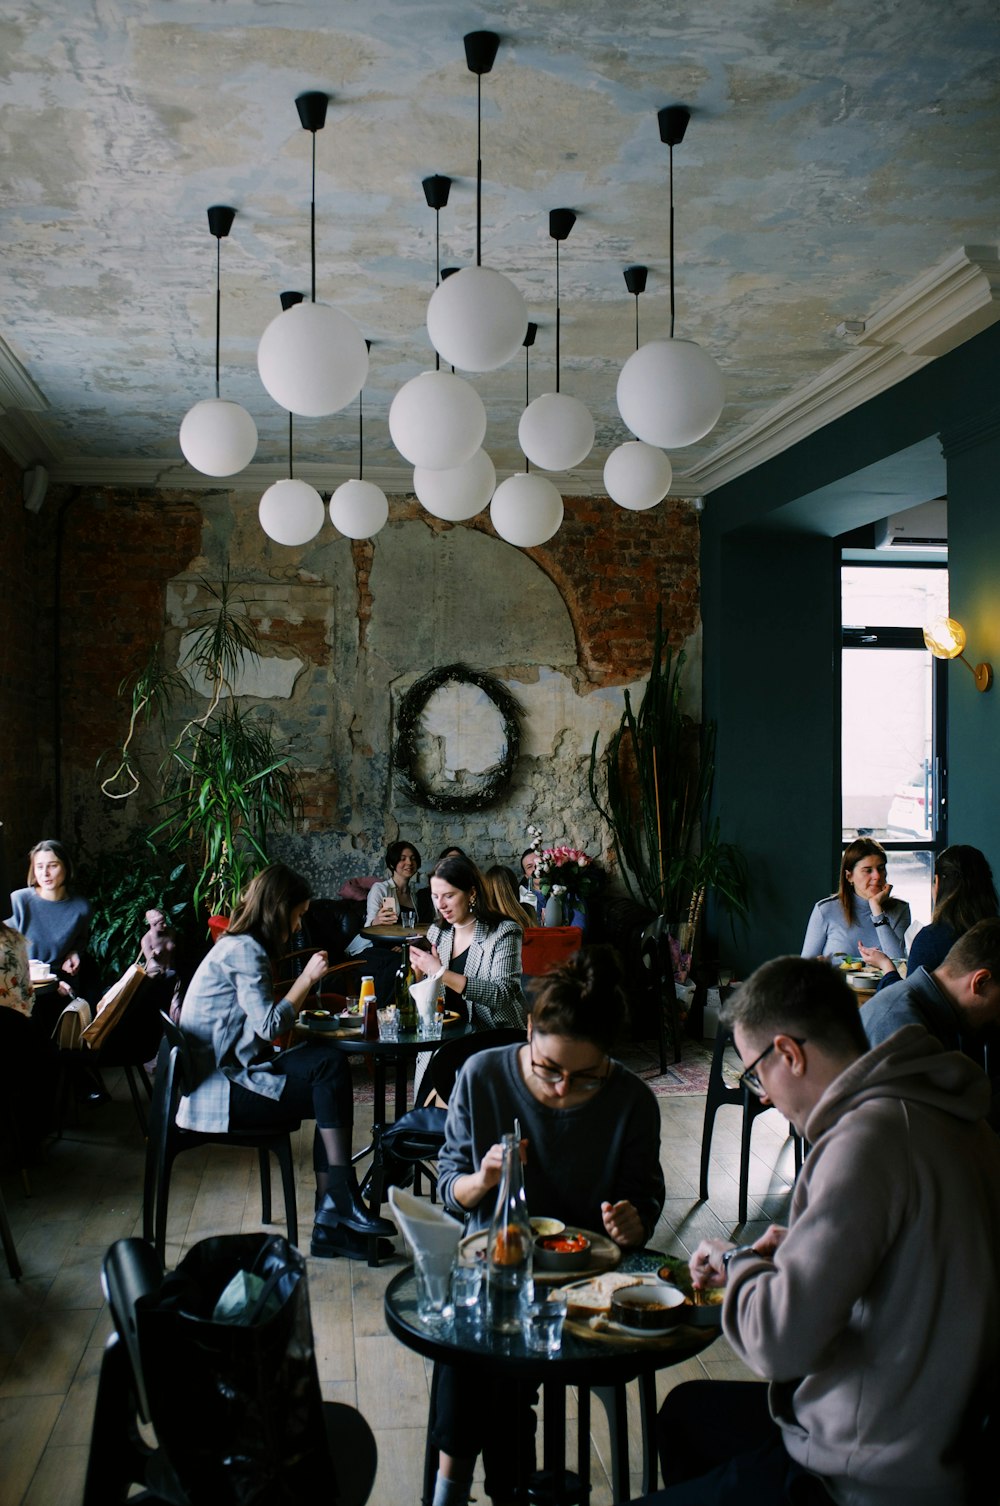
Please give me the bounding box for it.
[643,955,1000,1506]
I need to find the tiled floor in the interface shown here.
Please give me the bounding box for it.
[0,1063,796,1505]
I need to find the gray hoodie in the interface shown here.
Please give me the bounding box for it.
[723,1026,1000,1506]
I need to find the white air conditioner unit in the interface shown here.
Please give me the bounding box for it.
[874,498,947,552]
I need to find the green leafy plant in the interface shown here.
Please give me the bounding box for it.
[149,706,300,918]
[79,844,193,981]
[588,605,748,946]
[99,571,301,923]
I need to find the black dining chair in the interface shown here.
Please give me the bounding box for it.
[379,1026,528,1201]
[699,1023,803,1225]
[639,930,685,1071]
[142,1014,300,1261]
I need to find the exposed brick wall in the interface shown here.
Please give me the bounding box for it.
[515,495,699,686]
[0,450,58,886]
[392,491,700,686]
[57,488,203,852]
[24,481,701,875]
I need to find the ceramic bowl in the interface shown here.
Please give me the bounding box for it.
[530,1217,566,1238]
[609,1282,686,1331]
[533,1229,592,1271]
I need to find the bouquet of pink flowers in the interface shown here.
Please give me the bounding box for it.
[534,844,598,900]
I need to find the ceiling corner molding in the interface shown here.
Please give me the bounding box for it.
[0,410,62,472]
[858,245,1000,360]
[0,334,49,415]
[688,246,1000,496]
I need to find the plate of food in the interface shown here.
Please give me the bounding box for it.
[561,1266,723,1341]
[459,1224,621,1283]
[300,1009,361,1032]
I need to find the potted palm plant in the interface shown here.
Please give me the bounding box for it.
[588,604,748,969]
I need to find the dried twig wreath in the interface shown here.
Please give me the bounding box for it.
[392,662,522,813]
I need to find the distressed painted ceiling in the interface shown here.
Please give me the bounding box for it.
[1,0,998,496]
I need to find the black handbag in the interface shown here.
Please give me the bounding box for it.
[135,1233,335,1506]
[379,1104,448,1189]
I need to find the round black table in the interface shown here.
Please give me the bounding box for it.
[384,1257,719,1504]
[298,1018,475,1264]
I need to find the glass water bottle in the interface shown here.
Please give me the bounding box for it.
[486,1131,534,1333]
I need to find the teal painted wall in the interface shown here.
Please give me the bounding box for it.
[943,419,1000,870]
[704,528,840,975]
[702,323,1000,977]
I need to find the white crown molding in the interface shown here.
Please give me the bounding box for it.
[0,334,48,416]
[44,454,706,500]
[687,245,1000,495]
[0,408,63,472]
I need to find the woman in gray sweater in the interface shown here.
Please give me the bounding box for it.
[430,946,665,1506]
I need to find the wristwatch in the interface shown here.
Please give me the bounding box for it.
[722,1243,758,1275]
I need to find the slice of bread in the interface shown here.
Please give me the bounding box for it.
[564,1272,642,1318]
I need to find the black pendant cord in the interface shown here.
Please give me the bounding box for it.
[288,412,294,480]
[310,131,317,303]
[476,71,483,266]
[358,388,364,481]
[214,236,222,398]
[435,209,441,371]
[524,342,531,474]
[669,141,676,339]
[635,292,640,351]
[555,239,562,395]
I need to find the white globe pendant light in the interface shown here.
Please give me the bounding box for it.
[490,472,563,548]
[604,440,673,510]
[414,448,496,521]
[616,106,725,451]
[257,92,369,419]
[389,370,486,471]
[259,478,325,546]
[258,300,369,418]
[424,32,527,373]
[617,338,724,449]
[329,372,388,539]
[329,479,388,539]
[519,392,595,472]
[518,211,593,471]
[179,206,258,477]
[180,397,258,478]
[427,266,527,373]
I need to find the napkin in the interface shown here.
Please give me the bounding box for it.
[409,970,443,1026]
[388,1187,463,1267]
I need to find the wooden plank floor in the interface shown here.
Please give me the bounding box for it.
[0,1064,795,1506]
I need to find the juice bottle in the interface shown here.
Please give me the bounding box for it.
[359,975,378,1038]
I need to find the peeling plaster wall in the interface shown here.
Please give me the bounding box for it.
[47,485,701,897]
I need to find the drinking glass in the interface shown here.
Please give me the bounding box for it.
[414,1252,454,1326]
[523,1291,568,1354]
[400,908,417,931]
[451,1262,483,1310]
[377,1007,399,1041]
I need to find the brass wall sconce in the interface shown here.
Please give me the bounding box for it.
[923,617,993,692]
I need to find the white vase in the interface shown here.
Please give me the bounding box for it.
[542,894,564,928]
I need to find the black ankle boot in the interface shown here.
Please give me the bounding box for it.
[314,1166,396,1237]
[310,1223,395,1261]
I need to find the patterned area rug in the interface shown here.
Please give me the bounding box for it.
[614,1039,716,1096]
[346,1038,719,1105]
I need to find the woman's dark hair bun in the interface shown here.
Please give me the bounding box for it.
[530,944,627,1051]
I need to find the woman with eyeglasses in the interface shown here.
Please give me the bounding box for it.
[429,946,664,1506]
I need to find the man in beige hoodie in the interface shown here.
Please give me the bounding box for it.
[646,955,1000,1506]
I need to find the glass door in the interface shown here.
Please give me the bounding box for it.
[841,566,949,931]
